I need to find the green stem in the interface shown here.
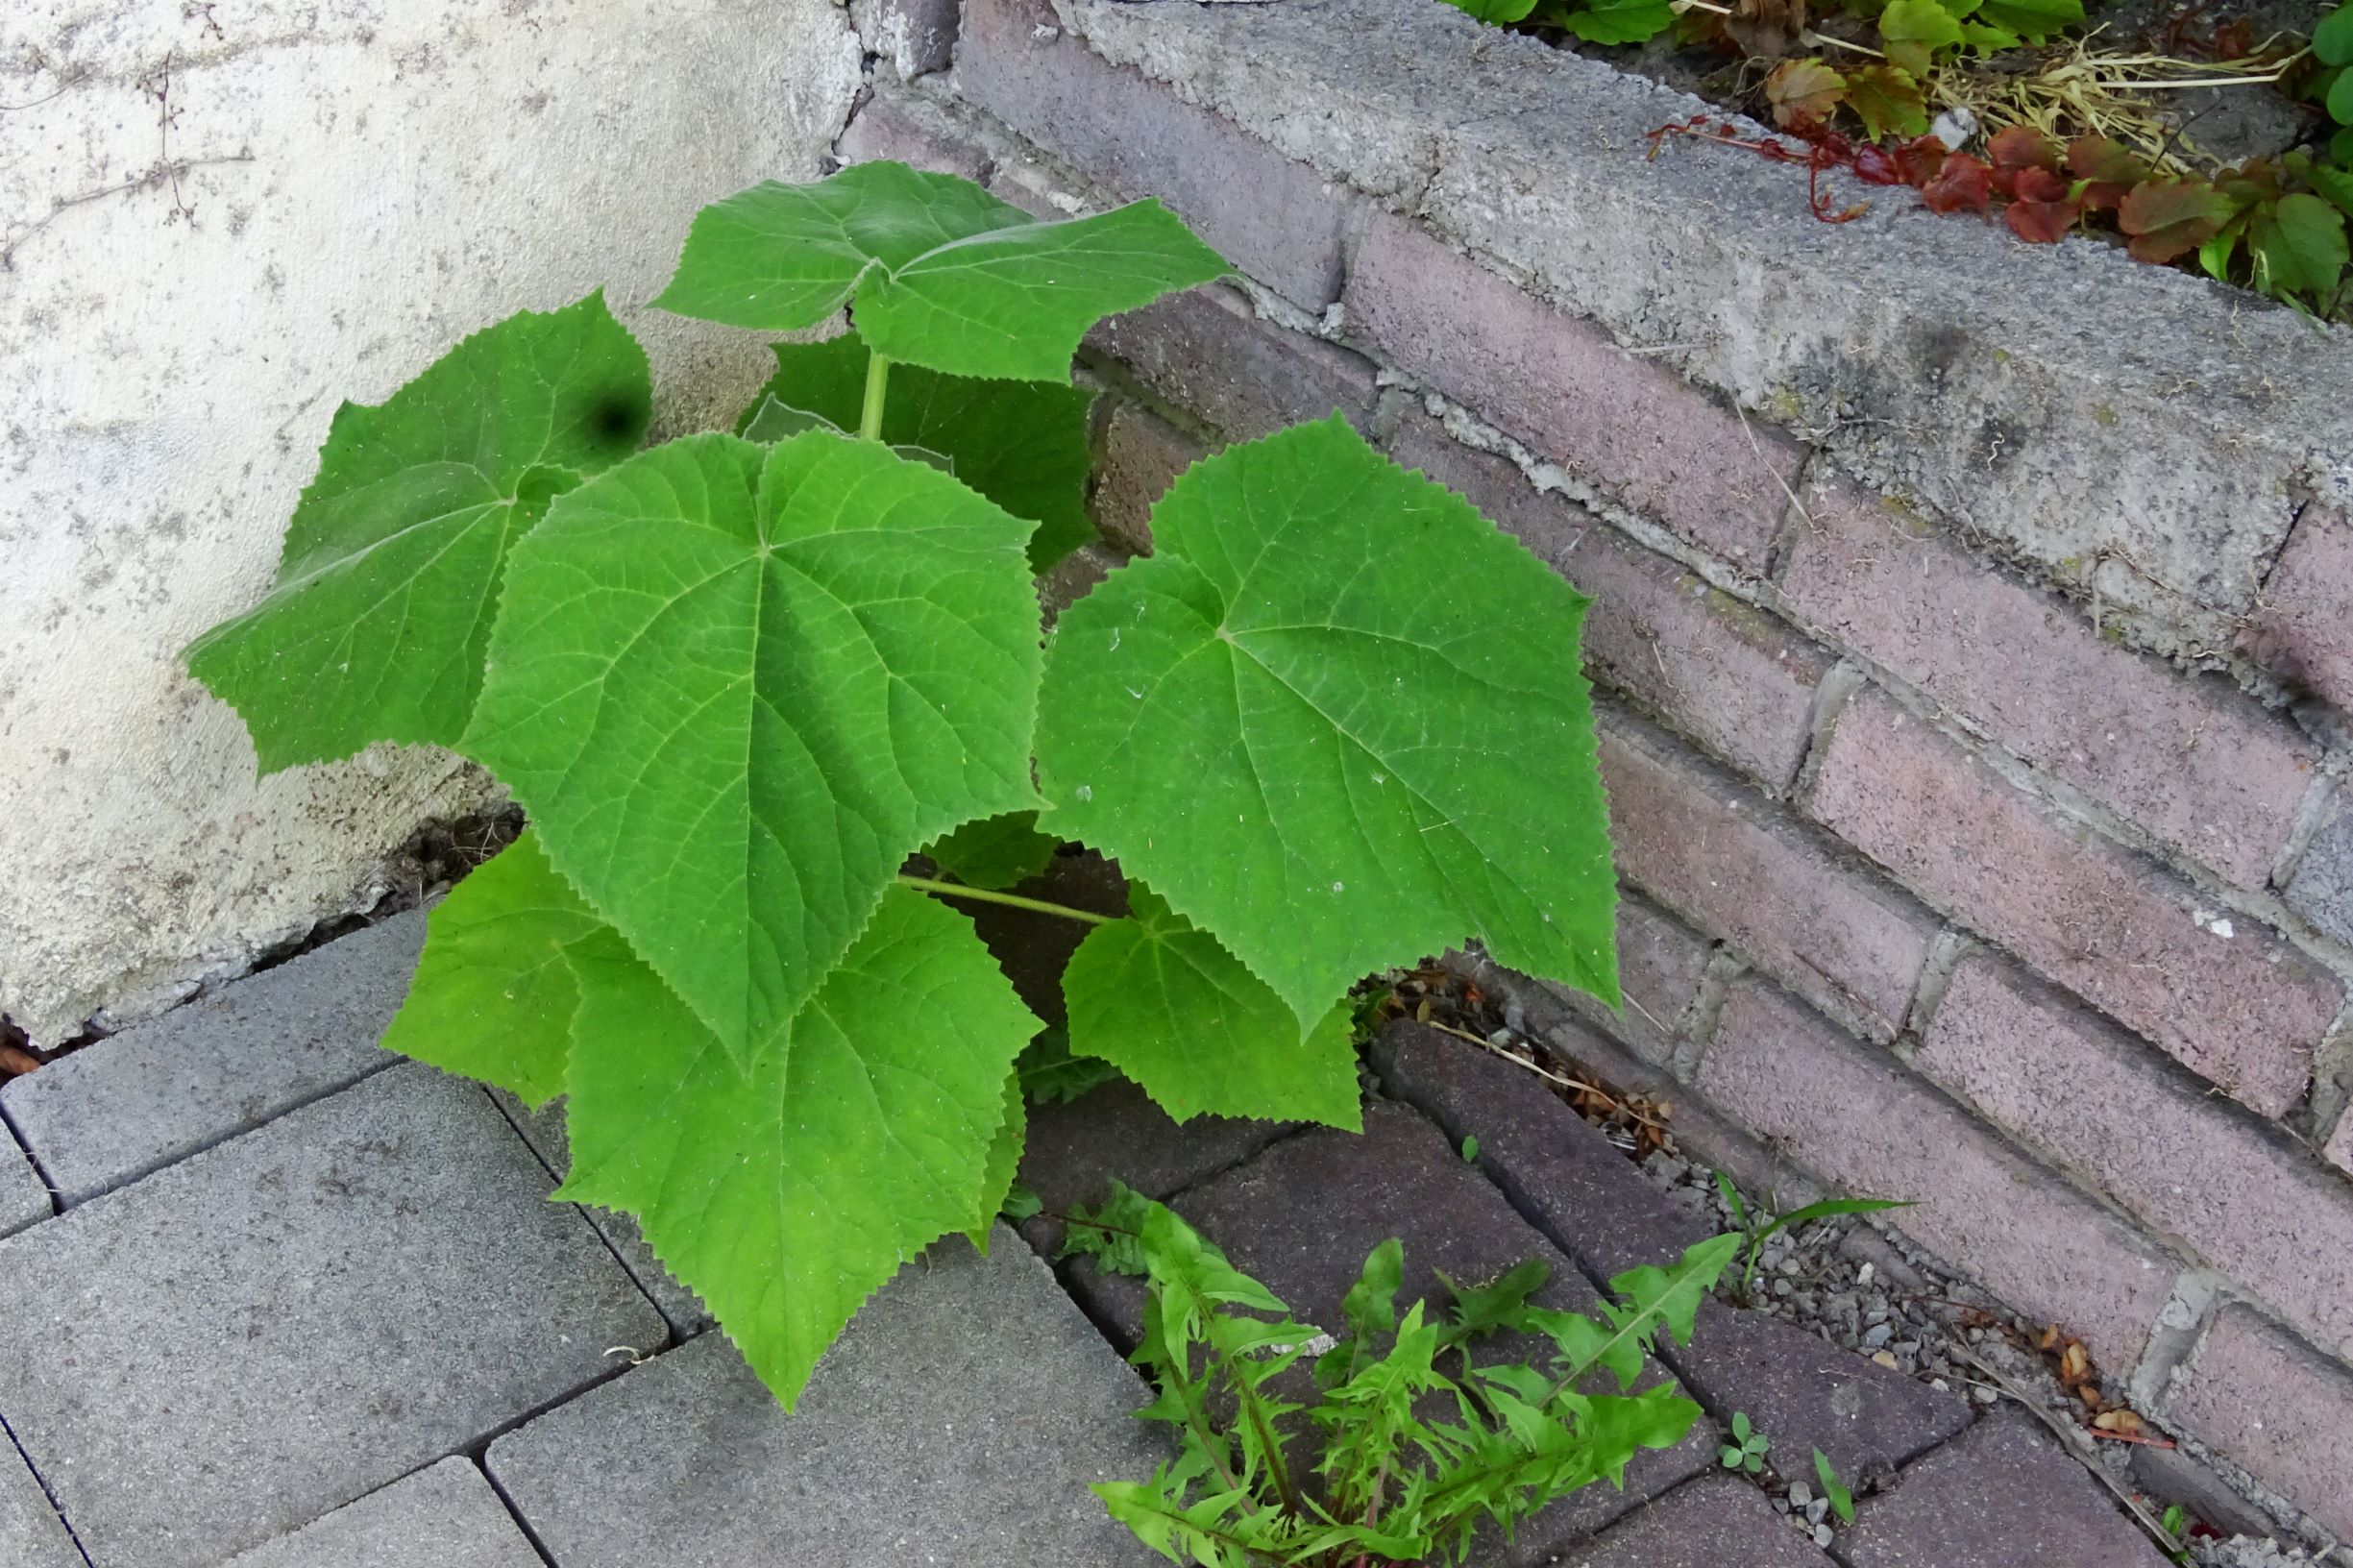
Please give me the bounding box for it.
[860,352,891,441]
[895,874,1115,925]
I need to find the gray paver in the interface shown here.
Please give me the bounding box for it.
[1374,1022,1973,1478]
[2,912,421,1206]
[1560,1475,1836,1567]
[0,1435,78,1568]
[1061,1099,1715,1564]
[220,1458,541,1568]
[0,1139,51,1241]
[495,1090,712,1338]
[488,1228,1169,1566]
[1842,1413,2171,1567]
[0,1062,665,1568]
[1018,1077,1296,1255]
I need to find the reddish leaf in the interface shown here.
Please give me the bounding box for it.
[2003,197,2078,242]
[2065,135,2153,211]
[2118,176,2241,263]
[2012,166,2070,204]
[1921,153,1993,212]
[1987,123,2061,172]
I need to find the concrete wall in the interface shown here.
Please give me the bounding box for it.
[855,0,2353,1545]
[1,0,863,1042]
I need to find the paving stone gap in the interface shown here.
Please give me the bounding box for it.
[0,1063,664,1568]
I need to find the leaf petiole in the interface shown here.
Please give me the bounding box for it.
[895,873,1116,925]
[860,351,891,440]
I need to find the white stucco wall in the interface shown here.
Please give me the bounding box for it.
[2,0,863,1043]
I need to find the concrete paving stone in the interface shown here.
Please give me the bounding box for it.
[1841,1412,2171,1568]
[1018,1076,1298,1253]
[0,1139,51,1242]
[0,1435,79,1568]
[219,1458,542,1568]
[1374,1021,1972,1479]
[495,1091,711,1338]
[2,912,421,1206]
[0,1062,665,1568]
[488,1227,1169,1566]
[1557,1474,1836,1567]
[1061,1098,1715,1564]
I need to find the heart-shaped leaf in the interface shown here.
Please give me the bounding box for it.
[1767,60,1849,129]
[1062,883,1362,1128]
[558,886,1038,1408]
[653,161,1227,382]
[737,331,1097,571]
[1035,415,1618,1033]
[185,294,650,771]
[1879,0,1964,76]
[1845,65,1929,141]
[2120,176,2243,263]
[2250,191,2349,299]
[463,429,1042,1062]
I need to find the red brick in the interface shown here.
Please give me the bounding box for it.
[1781,473,2318,890]
[1343,211,1803,567]
[957,0,1353,307]
[835,88,993,184]
[1919,953,2353,1362]
[1088,400,1202,556]
[1089,283,1378,441]
[1393,414,1831,789]
[1698,978,2179,1373]
[1805,688,2339,1115]
[2167,1306,2353,1541]
[1601,714,1936,1042]
[2244,504,2353,716]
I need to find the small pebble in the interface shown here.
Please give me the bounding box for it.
[1814,1523,1833,1548]
[1872,1350,1900,1370]
[1861,1324,1893,1350]
[1973,1384,1999,1405]
[1806,1498,1830,1526]
[1788,1483,1811,1507]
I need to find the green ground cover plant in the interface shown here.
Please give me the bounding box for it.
[183,161,1622,1408]
[1062,1184,1738,1564]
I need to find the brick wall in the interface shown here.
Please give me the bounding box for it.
[842,0,2353,1541]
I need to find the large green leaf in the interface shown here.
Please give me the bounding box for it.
[1062,884,1361,1128]
[558,886,1037,1407]
[378,832,601,1104]
[738,331,1097,571]
[921,810,1062,892]
[652,161,1227,382]
[185,294,650,771]
[1973,0,2081,38]
[462,429,1042,1062]
[1034,415,1617,1030]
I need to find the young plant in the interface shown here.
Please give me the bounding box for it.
[1063,1183,1738,1564]
[1720,1410,1770,1475]
[1812,1448,1855,1524]
[1712,1172,1912,1302]
[182,162,1623,1409]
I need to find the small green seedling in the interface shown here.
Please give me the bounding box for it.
[1460,1135,1481,1163]
[1813,1449,1855,1525]
[1713,1172,1912,1301]
[1721,1410,1770,1475]
[1066,1183,1739,1564]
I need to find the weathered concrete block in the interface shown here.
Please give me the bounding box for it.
[1090,282,1379,442]
[1374,1023,1971,1480]
[1392,413,1830,789]
[488,1231,1168,1566]
[2,912,421,1206]
[0,0,862,1046]
[1090,400,1203,556]
[1602,711,1937,1043]
[494,1092,712,1339]
[2284,784,2353,952]
[0,1141,51,1242]
[1559,1474,1835,1567]
[2243,504,2353,716]
[2166,1306,2353,1542]
[852,0,961,80]
[1700,979,2178,1374]
[0,1441,77,1568]
[1780,473,2318,890]
[1017,1077,1295,1256]
[0,1064,664,1568]
[1841,1413,2170,1567]
[1806,688,2338,1116]
[1344,210,1805,569]
[220,1458,542,1568]
[1917,953,2353,1364]
[957,0,1353,306]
